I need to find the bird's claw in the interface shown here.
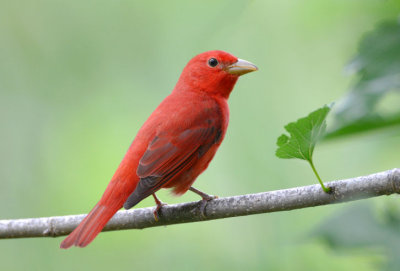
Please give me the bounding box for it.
[199,195,218,219]
[153,202,167,222]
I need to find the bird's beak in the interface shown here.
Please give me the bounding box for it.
[226,58,258,76]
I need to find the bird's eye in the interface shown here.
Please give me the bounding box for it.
[208,58,219,67]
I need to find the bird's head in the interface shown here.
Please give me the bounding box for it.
[175,50,258,98]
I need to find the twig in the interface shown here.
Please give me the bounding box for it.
[1,168,399,239]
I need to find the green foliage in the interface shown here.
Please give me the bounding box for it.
[276,18,400,270]
[327,20,400,139]
[276,105,330,161]
[276,105,331,192]
[311,203,400,270]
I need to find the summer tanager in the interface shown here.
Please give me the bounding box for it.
[60,50,257,248]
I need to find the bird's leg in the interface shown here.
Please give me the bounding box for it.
[152,193,167,222]
[189,187,218,218]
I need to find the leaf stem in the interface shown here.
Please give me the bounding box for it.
[308,160,331,193]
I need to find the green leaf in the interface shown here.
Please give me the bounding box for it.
[276,105,331,192]
[327,20,400,139]
[276,105,331,161]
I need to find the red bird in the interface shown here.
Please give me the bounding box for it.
[60,50,257,248]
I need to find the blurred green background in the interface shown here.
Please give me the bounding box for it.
[1,0,400,270]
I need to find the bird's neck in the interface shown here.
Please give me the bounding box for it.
[174,75,238,99]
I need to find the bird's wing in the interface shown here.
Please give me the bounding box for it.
[123,119,222,209]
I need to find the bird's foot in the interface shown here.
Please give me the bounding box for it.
[198,195,218,219]
[189,187,218,218]
[152,193,167,222]
[153,202,167,222]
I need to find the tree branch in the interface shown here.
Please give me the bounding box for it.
[1,168,399,239]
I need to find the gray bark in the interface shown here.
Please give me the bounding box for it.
[1,168,399,239]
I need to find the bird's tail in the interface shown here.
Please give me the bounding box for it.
[60,200,122,249]
[60,173,139,249]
